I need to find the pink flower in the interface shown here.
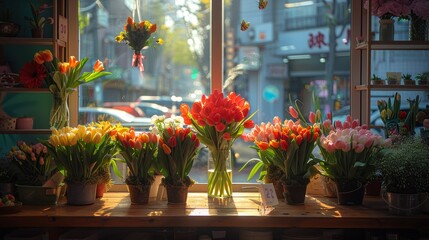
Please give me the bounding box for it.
[309,112,316,124]
[289,106,298,119]
[411,0,429,20]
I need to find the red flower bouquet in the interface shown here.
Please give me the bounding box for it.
[180,90,255,198]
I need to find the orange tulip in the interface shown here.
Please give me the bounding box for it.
[93,60,104,72]
[34,52,44,64]
[149,23,157,33]
[41,50,53,62]
[58,62,69,73]
[68,56,79,68]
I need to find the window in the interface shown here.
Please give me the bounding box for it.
[76,0,352,184]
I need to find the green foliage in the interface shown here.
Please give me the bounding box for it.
[379,137,429,193]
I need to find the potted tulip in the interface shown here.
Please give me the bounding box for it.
[152,115,201,204]
[243,111,321,205]
[378,137,429,215]
[7,141,62,205]
[114,127,158,204]
[44,122,119,205]
[318,115,389,205]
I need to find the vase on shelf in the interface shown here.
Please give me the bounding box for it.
[379,19,394,41]
[50,92,70,129]
[31,27,44,38]
[409,14,428,41]
[207,148,232,198]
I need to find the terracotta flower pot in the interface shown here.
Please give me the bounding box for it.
[127,184,150,204]
[96,182,107,199]
[165,185,189,204]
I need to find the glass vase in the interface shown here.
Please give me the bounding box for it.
[379,19,394,41]
[50,92,70,129]
[207,148,232,198]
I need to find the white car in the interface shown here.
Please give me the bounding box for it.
[79,107,152,130]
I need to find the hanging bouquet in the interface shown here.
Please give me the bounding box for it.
[114,127,158,186]
[115,16,163,71]
[151,115,201,187]
[44,121,120,184]
[180,90,255,198]
[318,115,389,185]
[377,92,420,138]
[7,141,58,186]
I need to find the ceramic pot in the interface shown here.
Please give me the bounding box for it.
[15,117,34,129]
[335,180,365,205]
[31,27,44,38]
[15,184,61,205]
[165,185,189,204]
[66,182,97,205]
[127,184,150,204]
[282,183,307,205]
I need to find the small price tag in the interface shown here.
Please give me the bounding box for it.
[258,183,279,206]
[58,15,67,42]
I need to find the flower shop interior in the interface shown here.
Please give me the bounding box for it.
[0,0,429,240]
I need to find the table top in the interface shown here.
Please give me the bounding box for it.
[1,192,428,229]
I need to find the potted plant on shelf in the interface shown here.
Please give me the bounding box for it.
[371,74,385,85]
[378,137,429,215]
[0,8,20,37]
[7,141,62,205]
[114,127,158,205]
[416,73,428,85]
[402,73,415,85]
[44,122,119,205]
[318,115,389,205]
[152,115,201,204]
[25,1,53,38]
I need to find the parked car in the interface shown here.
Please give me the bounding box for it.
[79,107,152,131]
[133,102,174,118]
[103,102,144,117]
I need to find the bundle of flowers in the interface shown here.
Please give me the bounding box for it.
[115,16,163,71]
[180,90,255,197]
[8,141,57,186]
[151,115,201,187]
[318,116,389,184]
[364,0,409,19]
[243,114,321,186]
[114,127,158,186]
[44,121,119,184]
[0,194,16,207]
[377,92,420,138]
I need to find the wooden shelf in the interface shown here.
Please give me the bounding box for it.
[355,41,429,50]
[0,192,428,230]
[0,88,51,93]
[0,129,51,134]
[355,84,429,91]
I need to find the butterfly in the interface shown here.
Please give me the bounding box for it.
[258,0,268,10]
[241,19,250,31]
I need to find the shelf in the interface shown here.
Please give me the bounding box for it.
[355,84,429,91]
[355,41,429,50]
[0,129,51,134]
[0,88,51,93]
[0,192,428,229]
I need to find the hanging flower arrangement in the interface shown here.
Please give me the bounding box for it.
[115,16,163,71]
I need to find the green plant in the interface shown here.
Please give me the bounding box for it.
[402,73,413,81]
[378,137,429,194]
[371,74,383,81]
[416,73,428,81]
[25,1,53,30]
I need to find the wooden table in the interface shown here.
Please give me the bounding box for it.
[1,192,428,230]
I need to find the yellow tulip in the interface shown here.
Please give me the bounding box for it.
[92,132,102,144]
[387,109,392,119]
[59,134,69,146]
[84,131,92,143]
[50,135,60,147]
[381,109,386,120]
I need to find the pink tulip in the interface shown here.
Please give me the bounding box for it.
[289,106,298,119]
[354,143,365,153]
[309,112,316,124]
